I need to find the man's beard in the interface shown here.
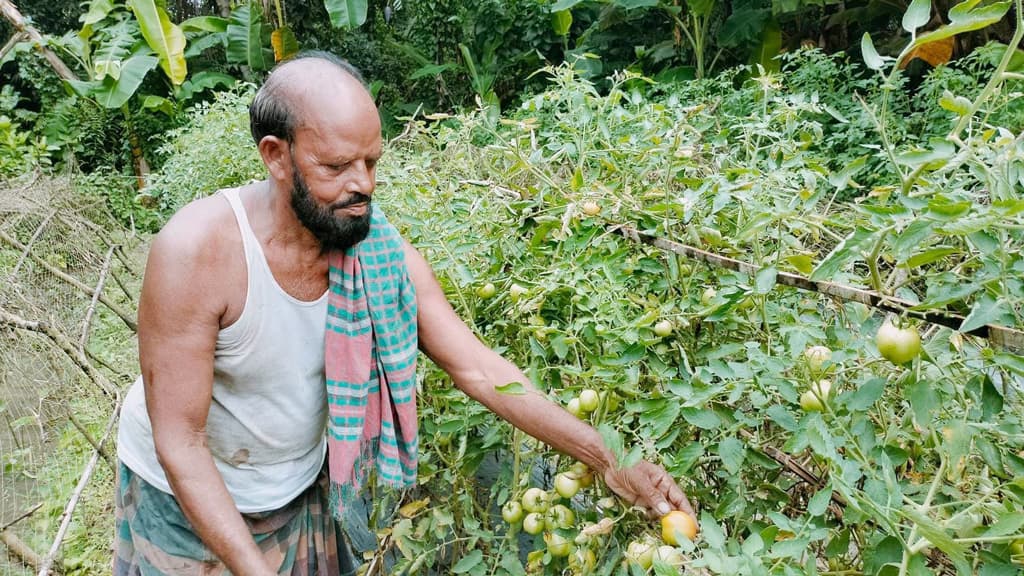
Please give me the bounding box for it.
[289,165,372,253]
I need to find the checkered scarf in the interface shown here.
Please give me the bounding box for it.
[324,205,418,522]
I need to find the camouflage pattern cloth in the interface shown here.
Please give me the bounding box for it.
[113,461,362,575]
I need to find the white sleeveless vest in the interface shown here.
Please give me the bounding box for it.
[117,188,329,513]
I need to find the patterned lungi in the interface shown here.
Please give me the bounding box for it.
[113,461,362,575]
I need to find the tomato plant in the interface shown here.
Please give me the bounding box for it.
[377,2,1024,573]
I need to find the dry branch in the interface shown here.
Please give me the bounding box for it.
[9,210,56,279]
[0,229,137,332]
[0,0,78,82]
[0,30,25,61]
[738,429,847,517]
[68,411,114,473]
[37,399,120,576]
[0,307,118,400]
[613,226,1024,354]
[0,503,42,532]
[79,244,117,354]
[1,529,51,573]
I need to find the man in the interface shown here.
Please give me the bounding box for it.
[114,51,692,575]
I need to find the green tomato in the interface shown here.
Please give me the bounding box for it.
[523,512,545,535]
[522,487,550,513]
[570,462,594,488]
[568,548,596,572]
[804,345,832,374]
[545,532,573,557]
[800,390,824,412]
[654,545,684,567]
[566,397,583,418]
[555,473,581,499]
[701,287,717,306]
[578,389,599,412]
[476,282,496,299]
[546,504,576,530]
[625,540,655,569]
[509,283,528,302]
[876,321,921,365]
[502,500,524,524]
[653,319,673,338]
[1009,538,1024,562]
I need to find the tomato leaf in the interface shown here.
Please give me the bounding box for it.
[766,404,798,432]
[843,378,886,411]
[980,376,1004,420]
[754,266,777,294]
[680,407,721,429]
[907,379,939,425]
[717,437,746,475]
[903,247,958,268]
[810,227,877,281]
[452,549,483,573]
[807,482,832,516]
[959,295,1006,334]
[699,512,726,549]
[981,512,1024,537]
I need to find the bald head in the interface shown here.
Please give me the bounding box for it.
[249,51,372,146]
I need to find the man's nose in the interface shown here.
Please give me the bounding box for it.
[347,162,375,196]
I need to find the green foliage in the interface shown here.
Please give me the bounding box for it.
[0,88,53,179]
[368,56,1024,573]
[143,86,263,214]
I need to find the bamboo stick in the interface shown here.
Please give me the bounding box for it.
[36,400,120,576]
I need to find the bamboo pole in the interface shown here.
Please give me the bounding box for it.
[36,399,120,576]
[613,225,1024,354]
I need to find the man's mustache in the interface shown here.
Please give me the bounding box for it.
[330,193,372,211]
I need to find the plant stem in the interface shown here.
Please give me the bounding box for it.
[949,0,1024,141]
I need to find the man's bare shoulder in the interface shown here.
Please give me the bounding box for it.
[149,192,238,268]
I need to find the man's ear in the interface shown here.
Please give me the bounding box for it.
[258,136,291,182]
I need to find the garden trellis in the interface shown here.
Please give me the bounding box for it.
[0,175,140,576]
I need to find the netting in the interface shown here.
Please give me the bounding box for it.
[0,174,144,575]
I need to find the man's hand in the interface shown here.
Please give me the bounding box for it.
[603,460,694,519]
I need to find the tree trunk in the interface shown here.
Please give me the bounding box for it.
[214,0,231,18]
[0,0,78,81]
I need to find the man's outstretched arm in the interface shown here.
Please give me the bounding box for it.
[403,241,693,517]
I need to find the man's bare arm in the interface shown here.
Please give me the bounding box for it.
[403,241,692,516]
[140,201,277,576]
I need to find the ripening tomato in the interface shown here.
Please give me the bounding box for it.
[804,345,832,374]
[661,511,698,545]
[578,389,599,413]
